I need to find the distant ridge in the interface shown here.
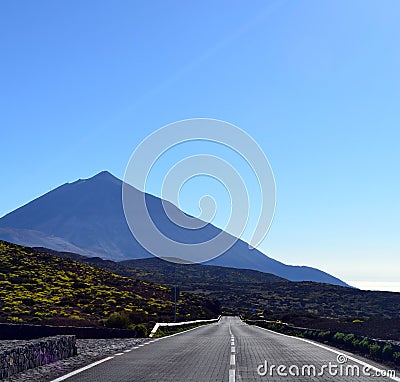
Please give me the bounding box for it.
[0,171,349,287]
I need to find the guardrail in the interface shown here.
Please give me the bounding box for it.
[149,315,221,338]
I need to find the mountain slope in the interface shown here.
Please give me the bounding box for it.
[36,247,400,320]
[0,172,141,260]
[0,240,218,325]
[0,171,348,286]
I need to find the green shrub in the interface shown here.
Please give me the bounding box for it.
[343,333,355,346]
[133,324,148,337]
[352,338,360,349]
[153,328,166,338]
[318,331,331,341]
[105,312,131,329]
[369,344,381,357]
[359,338,370,352]
[333,332,345,343]
[393,352,400,365]
[382,345,393,360]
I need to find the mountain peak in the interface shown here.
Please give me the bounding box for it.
[0,172,349,287]
[91,170,120,181]
[70,171,122,186]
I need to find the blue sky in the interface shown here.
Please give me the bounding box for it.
[1,1,399,288]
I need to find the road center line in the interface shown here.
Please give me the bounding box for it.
[229,320,236,382]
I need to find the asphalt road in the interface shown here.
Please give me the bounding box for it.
[52,316,399,382]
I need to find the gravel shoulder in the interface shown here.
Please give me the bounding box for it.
[2,338,148,382]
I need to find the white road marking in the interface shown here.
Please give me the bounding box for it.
[229,319,236,382]
[256,325,400,382]
[115,352,124,356]
[50,357,114,382]
[123,349,131,353]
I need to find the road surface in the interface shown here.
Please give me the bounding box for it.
[52,316,398,382]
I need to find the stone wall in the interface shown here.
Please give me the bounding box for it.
[0,322,140,340]
[0,335,77,379]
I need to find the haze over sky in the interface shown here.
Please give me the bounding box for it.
[1,1,399,290]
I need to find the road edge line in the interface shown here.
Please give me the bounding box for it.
[49,356,114,382]
[253,325,400,382]
[50,319,221,381]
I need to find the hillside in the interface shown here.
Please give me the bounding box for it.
[119,257,286,285]
[116,260,400,320]
[0,241,220,327]
[35,247,286,285]
[38,247,400,320]
[0,171,348,286]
